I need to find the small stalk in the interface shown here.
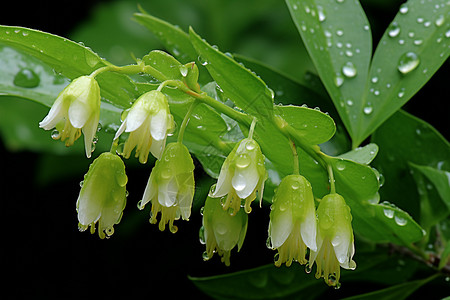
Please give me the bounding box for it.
[177,100,199,143]
[289,139,300,175]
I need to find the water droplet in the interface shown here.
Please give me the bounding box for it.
[336,160,346,171]
[198,55,208,66]
[398,88,405,98]
[371,76,378,83]
[51,129,60,140]
[235,154,251,168]
[79,181,84,187]
[379,173,385,187]
[342,62,357,78]
[445,30,450,38]
[336,29,344,36]
[179,65,188,77]
[266,237,273,249]
[397,52,420,74]
[383,208,394,219]
[305,263,312,273]
[363,105,373,115]
[202,251,210,261]
[417,17,424,24]
[317,6,326,22]
[413,39,423,45]
[399,4,408,14]
[394,215,407,226]
[388,22,401,37]
[346,99,354,106]
[334,74,344,87]
[22,31,29,37]
[13,68,40,88]
[199,226,206,244]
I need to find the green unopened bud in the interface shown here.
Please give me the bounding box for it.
[138,142,195,233]
[114,90,174,163]
[39,75,101,158]
[309,193,356,288]
[201,189,248,266]
[268,175,317,267]
[210,138,267,215]
[76,152,128,239]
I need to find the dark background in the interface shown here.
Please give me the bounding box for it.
[1,0,448,299]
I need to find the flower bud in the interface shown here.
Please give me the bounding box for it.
[201,189,248,266]
[138,142,195,233]
[76,152,128,239]
[39,75,101,158]
[268,175,317,267]
[309,193,356,288]
[210,138,267,215]
[114,90,174,163]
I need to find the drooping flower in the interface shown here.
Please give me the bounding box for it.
[309,193,356,288]
[76,152,128,239]
[114,90,174,163]
[210,138,267,215]
[39,75,101,158]
[200,189,248,266]
[138,142,195,233]
[268,175,317,267]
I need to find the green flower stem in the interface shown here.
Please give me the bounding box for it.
[289,139,299,175]
[178,100,199,143]
[89,62,167,82]
[248,117,257,139]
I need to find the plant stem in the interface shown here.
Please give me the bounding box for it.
[178,100,199,143]
[248,117,257,139]
[289,139,300,175]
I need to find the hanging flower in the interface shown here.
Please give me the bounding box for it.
[76,152,128,239]
[200,189,248,266]
[268,175,317,267]
[210,138,267,215]
[114,90,174,163]
[309,193,356,288]
[138,142,195,233]
[39,75,101,158]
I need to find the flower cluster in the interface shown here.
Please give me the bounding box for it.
[39,58,356,288]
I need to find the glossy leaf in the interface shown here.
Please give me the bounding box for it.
[189,27,275,119]
[274,105,336,145]
[341,275,436,300]
[372,110,450,222]
[286,0,372,142]
[0,26,140,108]
[338,143,379,165]
[353,0,450,146]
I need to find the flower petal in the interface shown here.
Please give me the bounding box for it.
[68,99,90,129]
[39,96,67,129]
[141,170,157,208]
[300,209,317,252]
[211,164,232,197]
[125,104,148,132]
[269,208,293,248]
[158,177,178,207]
[113,119,127,141]
[150,110,168,141]
[82,112,100,158]
[150,136,166,160]
[232,164,259,199]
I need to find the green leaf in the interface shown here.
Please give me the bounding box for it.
[341,275,437,300]
[409,163,450,210]
[133,11,198,64]
[409,162,450,235]
[189,27,275,119]
[372,110,450,223]
[0,25,140,108]
[338,143,379,165]
[353,0,450,146]
[274,105,336,145]
[328,155,424,245]
[286,0,372,142]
